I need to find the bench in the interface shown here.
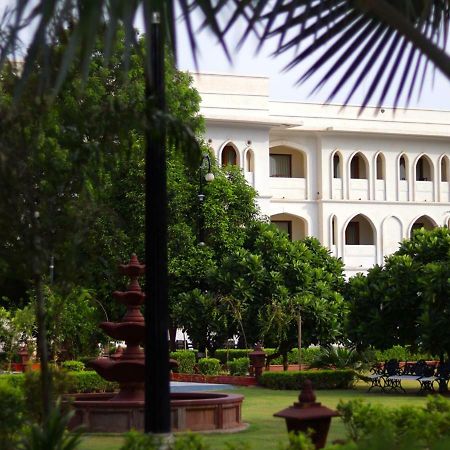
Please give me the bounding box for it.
[367,359,448,394]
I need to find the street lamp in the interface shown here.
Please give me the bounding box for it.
[198,154,215,246]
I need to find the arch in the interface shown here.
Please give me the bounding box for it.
[332,151,342,179]
[440,155,449,182]
[270,144,307,178]
[409,215,438,237]
[244,148,255,172]
[349,152,368,179]
[375,152,385,180]
[330,214,338,245]
[381,216,402,256]
[344,214,375,245]
[398,153,408,180]
[414,154,433,181]
[270,213,308,241]
[220,142,239,167]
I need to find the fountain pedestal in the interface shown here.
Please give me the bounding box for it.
[67,255,244,433]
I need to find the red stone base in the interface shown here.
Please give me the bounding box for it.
[66,392,245,433]
[170,373,257,386]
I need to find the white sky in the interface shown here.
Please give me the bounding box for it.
[1,0,449,111]
[175,15,450,111]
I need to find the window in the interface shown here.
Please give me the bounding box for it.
[221,145,237,166]
[441,157,448,182]
[272,220,292,240]
[399,156,407,180]
[333,154,341,178]
[270,154,292,177]
[332,216,337,245]
[246,151,254,172]
[345,221,360,245]
[416,156,432,181]
[376,154,384,180]
[350,153,367,179]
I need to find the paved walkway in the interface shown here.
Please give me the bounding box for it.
[170,381,235,392]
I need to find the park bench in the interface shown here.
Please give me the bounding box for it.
[367,359,447,394]
[416,361,450,393]
[367,359,400,392]
[385,360,430,393]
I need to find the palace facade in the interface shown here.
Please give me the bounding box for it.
[193,73,450,277]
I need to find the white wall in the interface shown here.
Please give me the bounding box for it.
[193,73,450,277]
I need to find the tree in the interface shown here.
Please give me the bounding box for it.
[1,0,448,433]
[346,227,450,371]
[211,222,346,367]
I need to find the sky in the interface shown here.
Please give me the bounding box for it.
[1,0,449,111]
[175,13,450,111]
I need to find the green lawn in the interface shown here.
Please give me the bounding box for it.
[78,382,431,450]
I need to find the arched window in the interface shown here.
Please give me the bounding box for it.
[271,213,307,241]
[331,215,337,245]
[245,150,254,172]
[416,155,433,181]
[376,153,385,180]
[441,156,449,182]
[270,145,306,178]
[221,144,238,167]
[350,152,367,179]
[399,155,407,180]
[410,215,437,237]
[333,153,341,178]
[345,214,374,245]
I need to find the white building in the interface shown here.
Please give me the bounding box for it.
[192,73,450,277]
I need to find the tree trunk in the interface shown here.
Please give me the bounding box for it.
[168,324,177,352]
[35,274,51,423]
[282,352,289,371]
[439,352,448,393]
[297,312,302,370]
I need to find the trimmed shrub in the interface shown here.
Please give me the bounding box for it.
[258,369,355,390]
[337,396,450,448]
[215,348,280,364]
[215,349,252,364]
[0,373,25,388]
[374,345,436,363]
[0,382,24,450]
[228,357,249,376]
[170,350,196,374]
[22,369,75,422]
[198,358,221,375]
[1,370,118,397]
[61,360,85,372]
[67,371,118,393]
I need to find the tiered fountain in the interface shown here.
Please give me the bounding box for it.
[68,255,244,433]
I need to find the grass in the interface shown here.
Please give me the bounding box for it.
[78,381,432,450]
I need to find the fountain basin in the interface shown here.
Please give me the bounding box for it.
[67,391,245,433]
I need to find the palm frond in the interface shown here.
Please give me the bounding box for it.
[242,0,450,109]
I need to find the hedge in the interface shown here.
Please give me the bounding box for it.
[228,357,250,376]
[214,347,322,365]
[198,358,221,375]
[0,370,118,394]
[61,360,85,372]
[67,371,118,393]
[258,369,355,390]
[170,350,196,374]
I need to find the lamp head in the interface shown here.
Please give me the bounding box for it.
[204,172,214,182]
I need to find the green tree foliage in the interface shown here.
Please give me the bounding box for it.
[206,222,346,359]
[346,227,450,361]
[0,305,35,368]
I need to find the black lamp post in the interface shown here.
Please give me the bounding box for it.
[198,154,215,246]
[144,7,170,435]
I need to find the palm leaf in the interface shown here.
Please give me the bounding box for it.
[242,0,450,109]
